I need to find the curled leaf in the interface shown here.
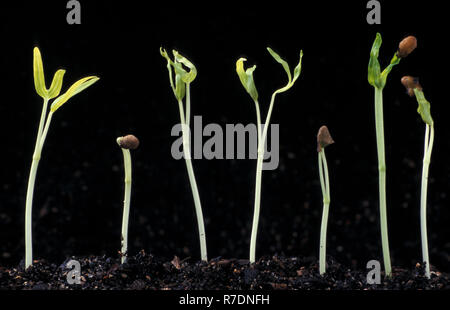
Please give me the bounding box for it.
[413,88,433,126]
[173,50,197,83]
[236,58,258,102]
[50,76,99,112]
[368,33,382,88]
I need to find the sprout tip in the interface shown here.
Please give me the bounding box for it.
[317,126,334,152]
[117,135,140,150]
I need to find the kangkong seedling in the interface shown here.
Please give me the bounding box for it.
[401,76,434,279]
[236,47,303,263]
[367,33,416,277]
[117,134,139,264]
[160,48,208,262]
[25,47,99,269]
[317,126,334,275]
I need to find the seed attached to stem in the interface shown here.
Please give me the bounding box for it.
[401,76,422,97]
[317,125,335,152]
[398,36,417,58]
[117,134,138,264]
[317,125,334,275]
[117,134,140,150]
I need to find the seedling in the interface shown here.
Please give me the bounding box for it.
[160,48,208,262]
[367,33,416,277]
[317,126,334,275]
[117,134,139,264]
[25,47,99,269]
[401,76,434,279]
[236,47,303,263]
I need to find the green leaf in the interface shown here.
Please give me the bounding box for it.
[160,47,188,101]
[173,50,197,83]
[47,69,66,99]
[414,88,433,125]
[268,48,303,95]
[236,58,258,102]
[33,47,48,99]
[267,47,292,84]
[368,33,382,88]
[50,76,99,112]
[380,53,401,87]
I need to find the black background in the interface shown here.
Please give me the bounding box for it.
[0,1,448,273]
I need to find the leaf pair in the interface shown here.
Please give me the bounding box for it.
[160,48,197,101]
[236,47,303,102]
[368,33,401,89]
[33,47,99,112]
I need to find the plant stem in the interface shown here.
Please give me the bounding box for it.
[420,124,434,279]
[319,149,330,275]
[25,99,49,269]
[374,87,392,277]
[120,148,132,264]
[178,86,207,262]
[249,94,276,263]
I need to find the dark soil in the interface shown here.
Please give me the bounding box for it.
[0,252,448,290]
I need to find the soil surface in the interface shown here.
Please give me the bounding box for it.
[0,252,448,290]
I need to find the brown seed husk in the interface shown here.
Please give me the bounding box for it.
[117,135,140,150]
[317,126,334,152]
[398,36,417,58]
[401,76,422,97]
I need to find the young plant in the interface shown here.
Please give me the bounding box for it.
[401,76,434,279]
[317,126,334,275]
[236,47,303,263]
[25,47,99,269]
[367,33,416,277]
[160,48,208,262]
[117,134,140,264]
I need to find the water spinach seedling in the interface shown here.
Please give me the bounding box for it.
[367,33,416,277]
[117,134,139,264]
[160,48,208,262]
[236,47,303,263]
[401,76,434,279]
[25,47,99,269]
[317,126,334,275]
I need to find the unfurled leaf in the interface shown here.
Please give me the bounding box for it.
[268,48,303,94]
[47,69,66,99]
[236,58,258,102]
[33,47,47,99]
[50,76,99,112]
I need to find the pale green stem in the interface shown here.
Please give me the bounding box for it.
[178,92,207,262]
[25,100,50,269]
[186,84,191,128]
[120,148,132,264]
[374,87,392,277]
[319,149,330,275]
[249,94,277,263]
[420,124,434,279]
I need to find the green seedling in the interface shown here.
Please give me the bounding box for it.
[236,47,303,263]
[117,134,139,264]
[317,126,334,275]
[160,48,207,262]
[401,76,434,279]
[368,33,416,277]
[25,47,99,269]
